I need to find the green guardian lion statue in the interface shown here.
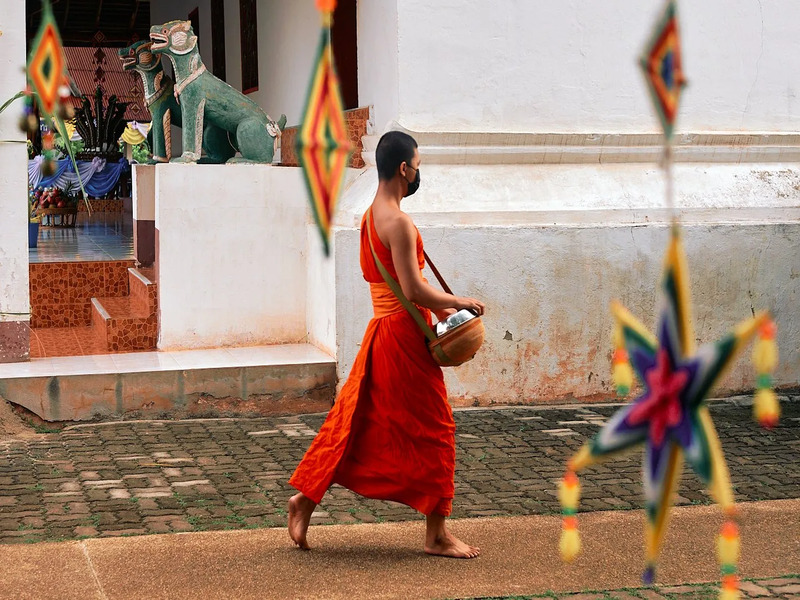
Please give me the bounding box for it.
[149,21,287,163]
[119,40,239,164]
[118,40,181,163]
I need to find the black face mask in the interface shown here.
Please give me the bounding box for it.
[404,168,420,197]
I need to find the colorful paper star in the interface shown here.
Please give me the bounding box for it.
[564,227,774,588]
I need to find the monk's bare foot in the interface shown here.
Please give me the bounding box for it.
[424,515,480,559]
[288,493,315,550]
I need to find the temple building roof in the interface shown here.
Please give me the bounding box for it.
[64,46,150,123]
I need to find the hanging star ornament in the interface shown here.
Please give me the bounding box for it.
[296,0,353,256]
[641,0,686,140]
[560,227,778,587]
[557,3,780,599]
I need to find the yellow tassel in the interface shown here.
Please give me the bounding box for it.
[558,471,580,509]
[752,337,778,374]
[612,361,633,394]
[754,388,780,428]
[719,589,740,600]
[719,574,740,600]
[717,521,740,566]
[560,517,581,561]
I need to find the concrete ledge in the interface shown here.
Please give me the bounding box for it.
[0,344,336,422]
[363,130,800,165]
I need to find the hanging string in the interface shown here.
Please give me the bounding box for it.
[662,142,678,229]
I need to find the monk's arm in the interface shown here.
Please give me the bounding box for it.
[388,217,468,312]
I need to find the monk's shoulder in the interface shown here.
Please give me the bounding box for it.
[384,212,417,245]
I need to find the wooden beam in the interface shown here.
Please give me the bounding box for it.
[95,0,104,29]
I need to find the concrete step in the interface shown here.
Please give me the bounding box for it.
[128,267,157,317]
[0,344,336,422]
[91,296,157,353]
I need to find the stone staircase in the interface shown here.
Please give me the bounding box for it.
[91,268,158,353]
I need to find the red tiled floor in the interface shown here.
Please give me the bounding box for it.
[29,327,82,358]
[74,325,108,355]
[29,325,150,358]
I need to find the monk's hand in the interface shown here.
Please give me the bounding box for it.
[455,297,485,316]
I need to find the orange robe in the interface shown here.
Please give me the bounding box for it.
[288,209,455,516]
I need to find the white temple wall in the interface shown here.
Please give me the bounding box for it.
[0,2,31,362]
[356,0,400,135]
[390,0,800,134]
[329,164,800,403]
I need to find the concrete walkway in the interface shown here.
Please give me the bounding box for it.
[1,499,798,600]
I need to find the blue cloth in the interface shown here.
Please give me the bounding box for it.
[29,156,130,196]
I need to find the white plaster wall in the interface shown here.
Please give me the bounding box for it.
[224,0,243,92]
[331,220,800,404]
[306,225,337,356]
[249,0,320,126]
[0,2,30,324]
[155,164,308,349]
[357,0,399,134]
[393,0,800,133]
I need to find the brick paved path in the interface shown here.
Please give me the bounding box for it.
[467,575,800,599]
[0,396,797,544]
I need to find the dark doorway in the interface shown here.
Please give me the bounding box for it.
[332,0,358,110]
[211,0,227,81]
[239,0,259,94]
[188,7,200,44]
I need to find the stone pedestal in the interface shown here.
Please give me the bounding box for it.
[154,164,310,350]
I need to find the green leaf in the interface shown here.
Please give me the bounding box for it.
[51,113,91,215]
[0,90,26,116]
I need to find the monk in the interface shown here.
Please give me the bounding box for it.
[288,131,485,558]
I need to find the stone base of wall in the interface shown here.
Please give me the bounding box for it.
[0,321,29,363]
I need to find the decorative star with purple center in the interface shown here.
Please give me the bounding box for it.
[567,227,772,585]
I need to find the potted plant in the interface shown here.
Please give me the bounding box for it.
[27,185,41,248]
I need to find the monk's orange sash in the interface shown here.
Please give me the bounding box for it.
[370,282,404,318]
[370,276,429,318]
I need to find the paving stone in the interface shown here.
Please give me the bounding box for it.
[0,398,797,547]
[739,581,772,596]
[635,591,670,600]
[660,586,702,594]
[772,585,800,594]
[762,578,800,587]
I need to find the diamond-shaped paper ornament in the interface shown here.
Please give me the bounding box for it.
[640,0,686,140]
[27,0,67,116]
[296,8,352,257]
